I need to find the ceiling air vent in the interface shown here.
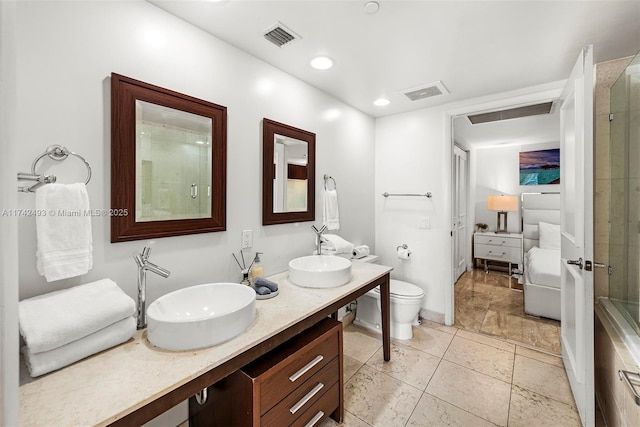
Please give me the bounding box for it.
[263,22,301,48]
[467,102,554,124]
[403,81,449,101]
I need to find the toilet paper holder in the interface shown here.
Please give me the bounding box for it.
[396,243,412,259]
[397,244,409,251]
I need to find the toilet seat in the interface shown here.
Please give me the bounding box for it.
[368,279,424,300]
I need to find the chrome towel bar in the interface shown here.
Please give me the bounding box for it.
[383,192,432,198]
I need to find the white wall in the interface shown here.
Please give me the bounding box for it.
[14,1,375,304]
[472,142,560,234]
[375,108,452,323]
[1,1,19,424]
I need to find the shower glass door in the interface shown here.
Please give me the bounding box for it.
[609,52,640,335]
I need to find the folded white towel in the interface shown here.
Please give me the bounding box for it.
[36,183,93,282]
[22,316,136,377]
[322,188,340,231]
[19,279,135,354]
[320,234,354,255]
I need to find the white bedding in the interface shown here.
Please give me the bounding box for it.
[525,246,561,289]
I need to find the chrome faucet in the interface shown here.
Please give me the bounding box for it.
[133,246,171,330]
[312,225,327,255]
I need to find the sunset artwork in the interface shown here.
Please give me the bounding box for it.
[519,148,560,185]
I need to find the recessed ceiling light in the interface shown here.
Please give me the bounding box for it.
[364,1,380,14]
[374,98,390,106]
[310,56,334,70]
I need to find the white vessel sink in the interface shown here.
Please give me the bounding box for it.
[288,255,352,288]
[146,282,256,351]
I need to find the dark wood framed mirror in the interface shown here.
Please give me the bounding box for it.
[111,73,227,242]
[262,119,315,225]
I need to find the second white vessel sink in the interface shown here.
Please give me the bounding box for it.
[288,255,352,288]
[146,282,256,351]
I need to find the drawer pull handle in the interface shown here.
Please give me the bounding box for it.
[488,251,506,256]
[290,383,324,414]
[305,410,325,427]
[289,355,324,382]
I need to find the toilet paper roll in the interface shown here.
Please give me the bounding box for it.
[397,247,411,260]
[352,245,371,259]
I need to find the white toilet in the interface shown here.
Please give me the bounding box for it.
[353,256,425,340]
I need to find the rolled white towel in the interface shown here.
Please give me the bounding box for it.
[19,279,135,354]
[352,245,371,259]
[22,316,136,377]
[320,234,354,254]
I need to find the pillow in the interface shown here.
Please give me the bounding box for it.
[539,221,561,250]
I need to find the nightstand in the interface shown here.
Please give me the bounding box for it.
[473,231,523,279]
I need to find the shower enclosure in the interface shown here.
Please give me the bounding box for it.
[608,51,640,337]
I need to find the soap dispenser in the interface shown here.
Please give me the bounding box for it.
[249,252,264,284]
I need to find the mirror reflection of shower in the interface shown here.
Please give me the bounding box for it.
[135,100,213,222]
[608,51,640,335]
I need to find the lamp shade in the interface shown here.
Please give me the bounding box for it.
[487,195,518,212]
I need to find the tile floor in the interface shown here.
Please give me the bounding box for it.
[320,268,588,426]
[321,320,581,427]
[453,269,561,354]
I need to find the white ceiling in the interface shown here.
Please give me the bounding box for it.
[150,0,640,146]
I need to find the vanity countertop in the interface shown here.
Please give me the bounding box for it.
[19,261,392,427]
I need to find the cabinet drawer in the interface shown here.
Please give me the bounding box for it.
[475,235,520,248]
[475,244,521,263]
[241,318,341,415]
[261,358,339,426]
[291,382,339,427]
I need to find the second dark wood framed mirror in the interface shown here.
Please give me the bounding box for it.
[262,119,315,225]
[111,73,227,242]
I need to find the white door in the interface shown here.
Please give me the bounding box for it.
[453,145,468,281]
[560,45,594,427]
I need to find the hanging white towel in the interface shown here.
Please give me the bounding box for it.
[18,279,136,354]
[323,188,340,230]
[35,183,93,282]
[22,316,136,377]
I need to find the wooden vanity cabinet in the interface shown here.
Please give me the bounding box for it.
[189,317,343,426]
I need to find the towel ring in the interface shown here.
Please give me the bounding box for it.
[31,145,92,185]
[324,174,336,191]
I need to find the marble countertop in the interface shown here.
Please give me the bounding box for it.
[19,262,392,427]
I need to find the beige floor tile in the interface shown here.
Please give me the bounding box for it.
[344,355,364,384]
[404,323,455,358]
[444,335,514,382]
[343,326,383,363]
[489,286,525,317]
[366,343,440,390]
[426,359,511,426]
[421,319,458,335]
[509,385,582,427]
[320,410,372,427]
[480,310,561,354]
[455,328,515,352]
[454,305,487,331]
[406,392,496,427]
[515,345,564,368]
[344,365,422,427]
[513,354,575,407]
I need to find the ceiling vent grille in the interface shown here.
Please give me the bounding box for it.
[467,102,554,124]
[403,81,449,101]
[263,22,300,47]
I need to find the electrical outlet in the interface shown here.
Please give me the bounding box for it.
[241,230,253,249]
[418,216,431,229]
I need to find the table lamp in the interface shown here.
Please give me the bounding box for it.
[487,195,518,233]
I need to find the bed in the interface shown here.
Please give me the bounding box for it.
[521,192,561,321]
